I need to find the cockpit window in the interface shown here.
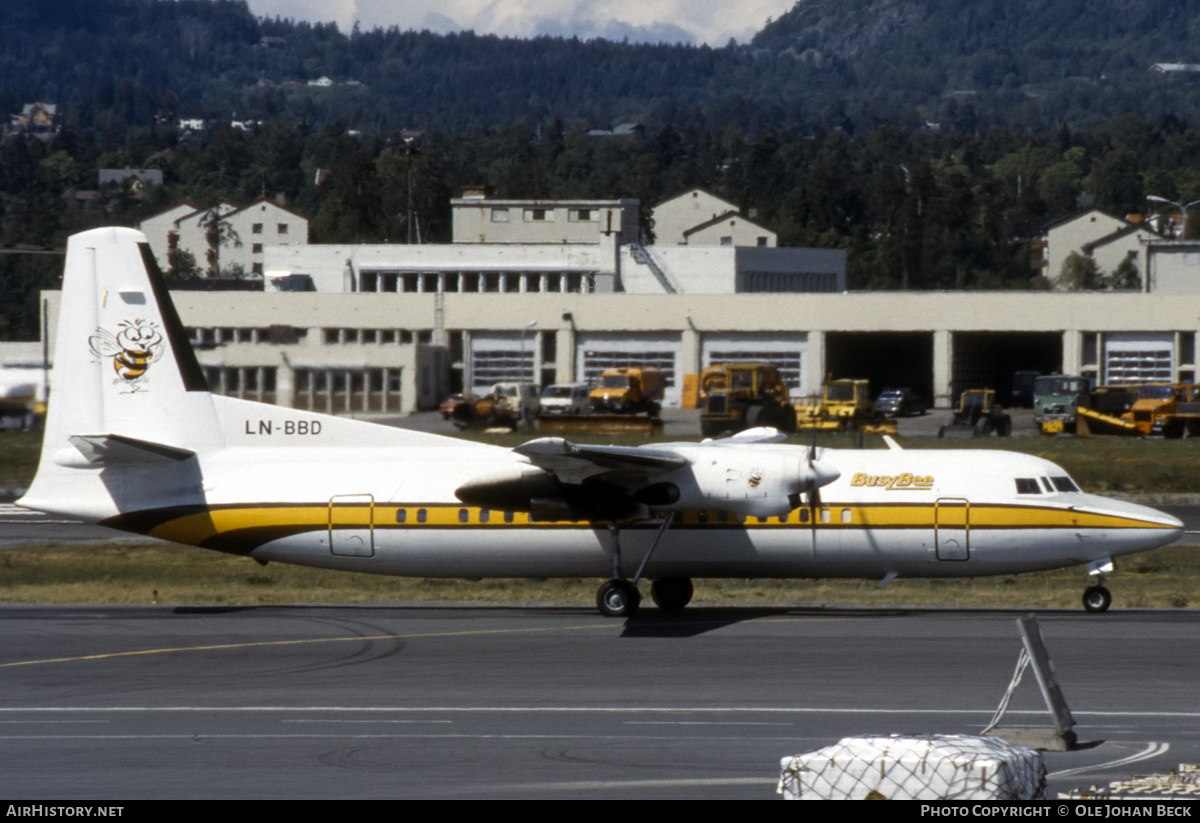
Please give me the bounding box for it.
[1050,476,1079,493]
[1015,478,1041,494]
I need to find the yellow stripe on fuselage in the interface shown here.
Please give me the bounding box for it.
[130,500,1174,551]
[147,506,330,544]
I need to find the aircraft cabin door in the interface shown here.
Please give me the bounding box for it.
[329,494,375,557]
[934,498,969,561]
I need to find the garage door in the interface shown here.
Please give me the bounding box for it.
[701,332,807,393]
[1104,333,1174,384]
[469,332,535,391]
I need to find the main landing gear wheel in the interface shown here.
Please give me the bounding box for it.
[1082,585,1112,613]
[650,577,694,611]
[597,579,641,618]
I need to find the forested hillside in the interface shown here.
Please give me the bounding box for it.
[6,0,1200,137]
[752,0,1200,130]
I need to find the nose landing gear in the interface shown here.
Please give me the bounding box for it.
[1082,584,1112,613]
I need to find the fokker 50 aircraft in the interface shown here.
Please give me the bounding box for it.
[20,227,1184,616]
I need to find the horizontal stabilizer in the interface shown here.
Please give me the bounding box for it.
[68,434,196,465]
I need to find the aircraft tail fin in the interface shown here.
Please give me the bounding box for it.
[20,227,221,515]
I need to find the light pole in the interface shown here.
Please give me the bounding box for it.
[1146,195,1200,239]
[404,138,420,244]
[519,319,537,426]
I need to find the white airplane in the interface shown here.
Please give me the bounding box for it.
[19,227,1185,616]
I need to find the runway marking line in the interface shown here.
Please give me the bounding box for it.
[0,615,851,669]
[1047,741,1169,780]
[2,707,1199,718]
[0,623,617,669]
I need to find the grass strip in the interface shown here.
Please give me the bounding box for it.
[1,541,1195,610]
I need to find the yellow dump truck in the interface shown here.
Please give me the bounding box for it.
[588,367,664,415]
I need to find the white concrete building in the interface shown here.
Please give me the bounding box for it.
[95,197,1200,418]
[652,188,777,247]
[262,237,844,298]
[1143,238,1200,294]
[32,286,1200,414]
[139,197,309,277]
[1036,208,1152,287]
[451,192,640,245]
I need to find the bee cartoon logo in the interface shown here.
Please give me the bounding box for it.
[89,319,165,392]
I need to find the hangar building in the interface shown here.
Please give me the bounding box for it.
[22,201,1200,417]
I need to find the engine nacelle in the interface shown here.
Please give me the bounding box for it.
[654,447,839,519]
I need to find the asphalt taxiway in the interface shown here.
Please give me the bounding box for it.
[0,605,1197,799]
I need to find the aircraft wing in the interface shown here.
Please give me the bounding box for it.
[514,437,688,485]
[458,429,840,521]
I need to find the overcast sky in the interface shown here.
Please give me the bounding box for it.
[244,0,798,46]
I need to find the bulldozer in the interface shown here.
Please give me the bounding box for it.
[793,379,896,435]
[698,362,796,437]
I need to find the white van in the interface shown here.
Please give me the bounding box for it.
[539,382,592,415]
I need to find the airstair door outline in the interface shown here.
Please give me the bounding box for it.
[935,498,970,561]
[329,494,375,557]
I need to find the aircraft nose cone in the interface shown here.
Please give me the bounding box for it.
[1131,503,1184,533]
[808,459,840,490]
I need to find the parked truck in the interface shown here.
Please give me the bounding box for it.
[698,361,795,436]
[1032,374,1147,436]
[588,367,664,415]
[1033,374,1093,434]
[1121,383,1200,437]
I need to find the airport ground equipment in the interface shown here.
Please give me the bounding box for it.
[1033,375,1140,436]
[1070,383,1200,437]
[939,388,1011,437]
[699,361,795,437]
[982,614,1077,751]
[451,381,540,430]
[793,379,895,434]
[1122,383,1200,437]
[778,735,1044,800]
[1033,374,1092,434]
[587,367,664,415]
